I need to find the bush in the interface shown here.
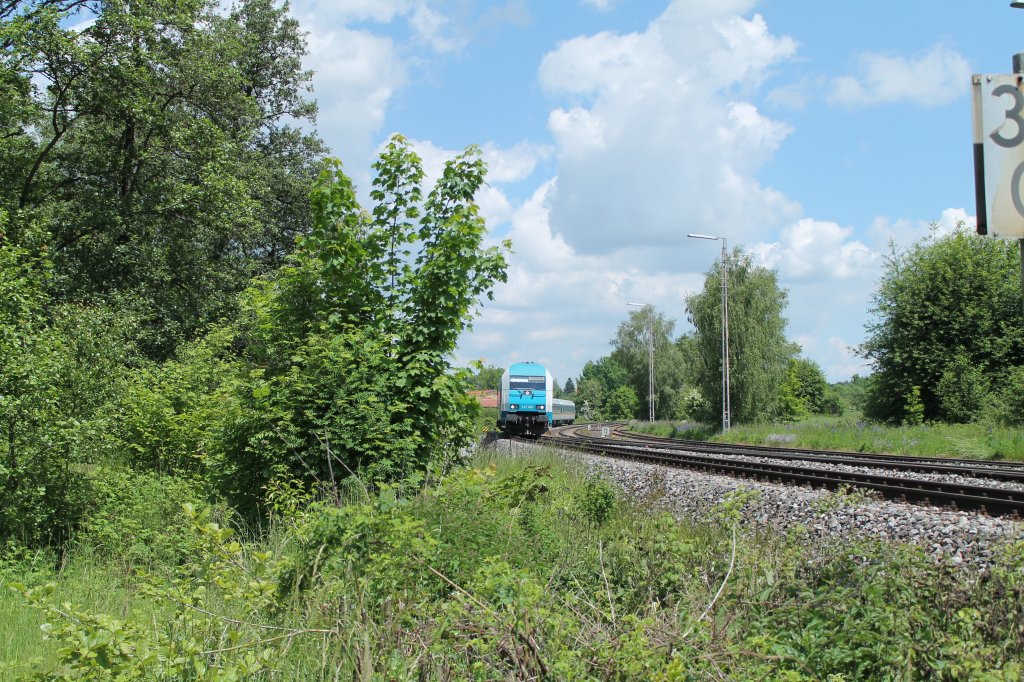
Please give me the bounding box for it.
[936,355,988,424]
[991,365,1024,426]
[77,467,213,571]
[203,139,507,519]
[1,290,139,547]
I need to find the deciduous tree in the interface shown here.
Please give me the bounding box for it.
[859,225,1024,423]
[210,137,509,515]
[1,0,325,358]
[611,306,687,420]
[685,247,793,425]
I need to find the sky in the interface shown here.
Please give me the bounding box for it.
[284,0,1024,385]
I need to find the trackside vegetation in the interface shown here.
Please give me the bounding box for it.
[634,416,1024,461]
[5,2,1024,679]
[3,449,1023,679]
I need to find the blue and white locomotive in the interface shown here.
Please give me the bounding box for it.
[497,361,576,437]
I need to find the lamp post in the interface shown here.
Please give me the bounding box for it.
[627,302,655,422]
[687,233,731,432]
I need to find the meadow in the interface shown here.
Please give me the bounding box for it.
[2,445,1022,680]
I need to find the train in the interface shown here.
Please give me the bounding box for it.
[497,361,576,437]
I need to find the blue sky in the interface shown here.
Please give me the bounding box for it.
[287,0,1024,385]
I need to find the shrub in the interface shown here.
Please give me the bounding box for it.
[936,355,988,424]
[1,259,138,547]
[578,477,617,526]
[77,467,212,571]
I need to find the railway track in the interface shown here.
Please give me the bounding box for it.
[536,424,1024,518]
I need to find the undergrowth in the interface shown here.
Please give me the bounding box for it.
[2,447,1022,679]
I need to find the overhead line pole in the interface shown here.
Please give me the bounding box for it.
[627,302,656,422]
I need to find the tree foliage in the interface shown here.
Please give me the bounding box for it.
[685,247,794,425]
[208,137,509,515]
[859,226,1024,423]
[780,357,840,420]
[575,356,627,420]
[0,213,139,545]
[1,0,325,358]
[465,363,504,391]
[611,306,688,420]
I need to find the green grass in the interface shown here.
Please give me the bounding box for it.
[3,447,1023,679]
[632,414,1024,461]
[1,548,144,679]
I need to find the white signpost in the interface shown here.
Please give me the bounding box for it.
[972,74,1024,239]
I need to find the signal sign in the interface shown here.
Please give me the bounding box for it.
[972,73,1024,239]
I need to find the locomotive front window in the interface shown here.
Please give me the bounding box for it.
[510,375,546,391]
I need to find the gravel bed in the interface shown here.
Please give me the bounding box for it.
[488,437,1024,570]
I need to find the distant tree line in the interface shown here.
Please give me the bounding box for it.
[556,250,839,423]
[563,224,1024,428]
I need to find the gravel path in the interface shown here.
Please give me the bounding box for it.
[490,438,1024,570]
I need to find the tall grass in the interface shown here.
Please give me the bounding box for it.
[3,446,1023,679]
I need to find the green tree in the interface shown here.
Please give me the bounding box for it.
[563,377,576,396]
[209,137,509,516]
[465,363,504,391]
[991,365,1024,426]
[0,212,139,546]
[575,378,605,420]
[603,385,640,420]
[574,356,630,419]
[859,225,1024,423]
[830,374,870,414]
[935,355,988,424]
[780,356,839,419]
[611,306,688,420]
[685,247,793,425]
[1,0,325,358]
[579,355,628,390]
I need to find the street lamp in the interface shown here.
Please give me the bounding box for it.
[627,302,655,422]
[687,233,731,432]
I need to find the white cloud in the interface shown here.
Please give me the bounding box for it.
[317,0,406,22]
[537,2,800,261]
[457,179,705,384]
[754,218,875,281]
[481,141,551,183]
[766,79,817,110]
[824,337,871,381]
[294,0,463,52]
[409,3,465,53]
[867,207,974,253]
[393,139,546,229]
[301,25,406,170]
[829,44,970,108]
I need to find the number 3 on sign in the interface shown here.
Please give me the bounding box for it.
[991,84,1024,149]
[972,74,1024,239]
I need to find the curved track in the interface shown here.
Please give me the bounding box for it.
[536,423,1024,517]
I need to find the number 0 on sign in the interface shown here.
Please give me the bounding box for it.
[972,74,1024,239]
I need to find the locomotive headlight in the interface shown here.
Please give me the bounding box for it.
[510,404,518,409]
[538,404,545,410]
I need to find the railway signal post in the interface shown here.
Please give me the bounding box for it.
[972,1,1024,314]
